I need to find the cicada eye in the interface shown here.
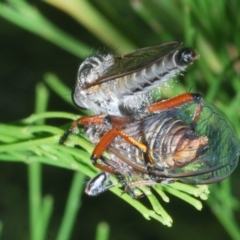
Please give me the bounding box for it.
[175,48,198,65]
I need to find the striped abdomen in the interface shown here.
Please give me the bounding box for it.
[110,48,197,98]
[73,42,198,115]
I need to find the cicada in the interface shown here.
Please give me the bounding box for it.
[84,97,240,197]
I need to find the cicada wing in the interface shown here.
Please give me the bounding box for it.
[108,101,240,184]
[155,101,240,184]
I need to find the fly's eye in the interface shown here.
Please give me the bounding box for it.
[176,48,198,65]
[78,64,92,77]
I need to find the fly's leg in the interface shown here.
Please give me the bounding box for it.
[91,127,147,161]
[60,115,103,144]
[115,172,145,199]
[90,125,155,177]
[116,174,175,198]
[60,115,131,144]
[60,114,144,174]
[147,92,203,129]
[81,116,142,173]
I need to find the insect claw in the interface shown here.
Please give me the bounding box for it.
[146,164,155,175]
[90,155,97,163]
[59,129,72,144]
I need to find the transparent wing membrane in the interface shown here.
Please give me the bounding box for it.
[109,100,240,184]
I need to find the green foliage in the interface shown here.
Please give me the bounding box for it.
[0,0,240,239]
[0,75,210,229]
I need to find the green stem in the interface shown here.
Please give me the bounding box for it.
[57,172,85,240]
[28,162,42,240]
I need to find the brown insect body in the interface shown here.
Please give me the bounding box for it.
[92,101,239,187]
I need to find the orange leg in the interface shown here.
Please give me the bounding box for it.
[91,128,148,161]
[93,162,116,174]
[80,115,133,127]
[148,93,203,127]
[79,116,155,174]
[60,114,133,144]
[60,93,204,176]
[60,114,147,174]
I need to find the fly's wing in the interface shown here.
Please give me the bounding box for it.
[109,101,240,184]
[83,41,181,88]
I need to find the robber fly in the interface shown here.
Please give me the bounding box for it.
[61,41,239,197]
[73,41,198,118]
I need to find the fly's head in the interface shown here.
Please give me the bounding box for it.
[72,53,115,111]
[77,53,114,89]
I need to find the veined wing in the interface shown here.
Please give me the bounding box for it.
[108,101,240,184]
[82,41,181,89]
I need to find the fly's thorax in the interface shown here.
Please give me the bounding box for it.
[119,93,152,119]
[73,83,153,116]
[73,77,124,115]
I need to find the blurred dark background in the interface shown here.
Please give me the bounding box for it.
[0,1,240,239]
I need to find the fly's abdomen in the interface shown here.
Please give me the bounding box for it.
[113,48,197,97]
